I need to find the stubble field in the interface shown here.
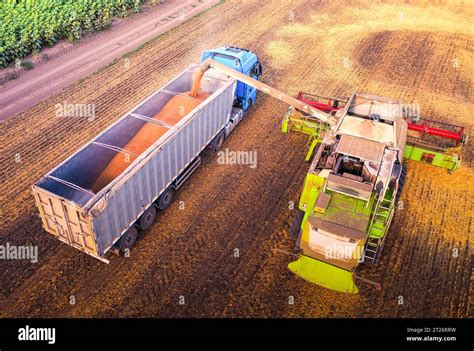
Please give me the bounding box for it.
[0,0,472,317]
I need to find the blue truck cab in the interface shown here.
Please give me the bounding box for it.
[201,46,262,111]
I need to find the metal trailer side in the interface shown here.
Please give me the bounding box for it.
[32,64,237,262]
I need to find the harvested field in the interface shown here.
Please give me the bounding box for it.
[0,0,472,318]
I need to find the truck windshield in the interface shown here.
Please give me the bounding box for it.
[206,53,241,68]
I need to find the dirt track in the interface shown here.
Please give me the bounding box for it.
[0,0,472,318]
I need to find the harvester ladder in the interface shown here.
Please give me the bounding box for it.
[364,190,396,265]
[363,237,381,265]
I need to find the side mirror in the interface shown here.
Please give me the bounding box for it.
[258,63,262,75]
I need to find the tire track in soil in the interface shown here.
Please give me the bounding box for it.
[167,134,304,317]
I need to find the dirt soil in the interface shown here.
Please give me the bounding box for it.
[0,0,472,318]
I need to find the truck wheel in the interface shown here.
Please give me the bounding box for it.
[139,206,157,231]
[247,98,253,110]
[212,132,225,152]
[119,226,138,254]
[289,209,304,242]
[157,187,174,210]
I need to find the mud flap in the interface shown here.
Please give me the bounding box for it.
[288,255,359,294]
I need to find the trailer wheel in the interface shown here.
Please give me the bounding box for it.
[289,209,304,242]
[139,206,157,231]
[119,226,138,254]
[157,187,174,210]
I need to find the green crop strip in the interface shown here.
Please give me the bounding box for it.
[0,0,151,68]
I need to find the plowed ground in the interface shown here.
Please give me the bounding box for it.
[0,0,472,317]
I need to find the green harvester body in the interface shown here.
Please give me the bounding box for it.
[281,92,466,293]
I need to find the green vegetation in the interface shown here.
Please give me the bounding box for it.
[5,71,19,80]
[0,0,147,68]
[20,60,34,70]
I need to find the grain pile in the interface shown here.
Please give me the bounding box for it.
[93,89,209,192]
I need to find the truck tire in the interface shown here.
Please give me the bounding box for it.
[157,187,174,210]
[289,209,304,242]
[213,132,225,152]
[119,226,138,254]
[247,98,253,110]
[139,206,157,231]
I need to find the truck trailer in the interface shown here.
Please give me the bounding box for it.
[32,47,262,262]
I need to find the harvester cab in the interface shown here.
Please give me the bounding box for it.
[200,46,262,110]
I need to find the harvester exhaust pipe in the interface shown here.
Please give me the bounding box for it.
[196,59,337,126]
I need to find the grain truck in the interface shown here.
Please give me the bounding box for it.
[32,45,333,263]
[32,47,262,262]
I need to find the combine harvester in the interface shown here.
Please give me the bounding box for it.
[33,46,466,295]
[282,92,466,293]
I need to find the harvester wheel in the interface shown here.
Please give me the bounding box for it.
[119,226,138,254]
[157,187,174,210]
[289,209,304,242]
[139,206,157,231]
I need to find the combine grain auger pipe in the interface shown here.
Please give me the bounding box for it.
[198,59,337,126]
